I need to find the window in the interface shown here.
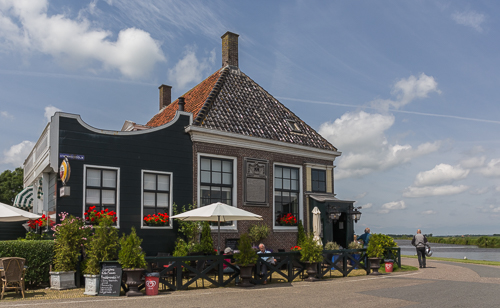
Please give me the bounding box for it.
[311,169,326,192]
[84,166,119,225]
[274,165,300,227]
[142,171,172,228]
[199,156,234,227]
[286,119,302,133]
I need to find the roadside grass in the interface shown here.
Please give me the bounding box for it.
[378,263,418,274]
[402,255,500,266]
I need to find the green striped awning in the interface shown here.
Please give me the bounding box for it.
[13,186,34,210]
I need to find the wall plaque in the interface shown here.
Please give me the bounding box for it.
[244,158,268,206]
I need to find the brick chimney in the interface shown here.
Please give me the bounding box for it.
[221,31,239,67]
[159,84,172,110]
[178,97,185,112]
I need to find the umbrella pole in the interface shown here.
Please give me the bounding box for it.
[218,216,221,255]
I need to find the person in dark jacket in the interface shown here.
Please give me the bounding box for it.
[411,229,428,268]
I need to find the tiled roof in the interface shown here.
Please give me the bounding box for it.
[147,66,337,152]
[147,70,222,127]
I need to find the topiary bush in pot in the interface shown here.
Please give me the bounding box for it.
[118,227,147,297]
[83,216,119,295]
[234,233,258,287]
[300,233,323,281]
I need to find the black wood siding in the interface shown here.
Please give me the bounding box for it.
[0,221,26,241]
[56,114,193,255]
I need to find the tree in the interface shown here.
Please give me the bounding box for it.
[0,167,24,205]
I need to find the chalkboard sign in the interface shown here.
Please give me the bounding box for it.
[225,238,240,251]
[98,262,123,297]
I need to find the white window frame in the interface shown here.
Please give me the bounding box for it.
[141,170,173,229]
[197,153,238,231]
[82,165,120,228]
[273,162,303,231]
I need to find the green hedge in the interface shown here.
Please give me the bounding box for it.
[0,240,54,286]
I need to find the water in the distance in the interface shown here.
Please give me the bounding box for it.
[395,239,500,262]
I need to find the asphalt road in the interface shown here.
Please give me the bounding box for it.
[1,258,499,308]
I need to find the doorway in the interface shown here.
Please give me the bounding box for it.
[332,212,348,248]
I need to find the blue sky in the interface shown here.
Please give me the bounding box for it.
[1,0,499,235]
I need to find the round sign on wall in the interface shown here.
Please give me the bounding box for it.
[59,157,71,185]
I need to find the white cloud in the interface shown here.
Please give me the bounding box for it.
[360,203,372,209]
[44,105,61,122]
[320,110,441,179]
[1,141,35,167]
[413,164,469,187]
[168,47,215,90]
[371,73,441,110]
[477,159,500,177]
[459,156,485,169]
[1,111,14,119]
[470,187,489,195]
[0,0,165,78]
[452,11,486,32]
[481,205,500,213]
[107,0,226,39]
[354,192,367,199]
[403,185,469,198]
[421,210,436,215]
[379,200,406,214]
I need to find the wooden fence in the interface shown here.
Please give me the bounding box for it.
[143,248,401,291]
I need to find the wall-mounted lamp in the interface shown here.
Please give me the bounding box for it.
[328,206,341,221]
[349,206,362,223]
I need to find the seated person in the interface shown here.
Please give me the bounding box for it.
[223,247,239,285]
[257,243,276,285]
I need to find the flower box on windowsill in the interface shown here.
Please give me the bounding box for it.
[143,213,169,227]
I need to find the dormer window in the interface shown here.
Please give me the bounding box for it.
[286,119,301,133]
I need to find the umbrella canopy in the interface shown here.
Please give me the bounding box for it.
[0,202,41,222]
[171,202,262,253]
[171,202,263,222]
[13,186,34,210]
[312,206,323,246]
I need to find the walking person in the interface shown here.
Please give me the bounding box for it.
[412,229,428,268]
[358,228,371,247]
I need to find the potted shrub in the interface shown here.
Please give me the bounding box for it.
[366,234,398,275]
[234,233,258,287]
[300,233,324,281]
[50,213,91,290]
[347,241,363,269]
[248,223,270,247]
[83,212,119,295]
[324,241,341,269]
[297,220,306,246]
[118,227,147,296]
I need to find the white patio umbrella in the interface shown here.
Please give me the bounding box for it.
[0,201,41,222]
[171,202,262,253]
[312,206,323,246]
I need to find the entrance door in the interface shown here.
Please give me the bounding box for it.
[332,212,348,248]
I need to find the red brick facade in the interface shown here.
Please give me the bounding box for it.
[193,141,333,251]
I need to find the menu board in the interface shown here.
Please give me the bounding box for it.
[225,238,240,251]
[98,262,123,297]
